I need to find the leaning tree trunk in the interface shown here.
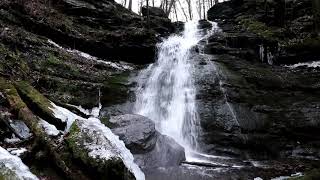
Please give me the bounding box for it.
[0,78,88,179]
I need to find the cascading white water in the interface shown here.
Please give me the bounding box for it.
[134,21,202,154]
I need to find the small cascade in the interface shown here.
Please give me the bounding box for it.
[267,51,274,65]
[259,45,265,62]
[259,45,274,65]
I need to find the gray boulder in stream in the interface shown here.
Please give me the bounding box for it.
[109,114,186,168]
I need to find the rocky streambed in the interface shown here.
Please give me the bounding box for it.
[0,0,320,180]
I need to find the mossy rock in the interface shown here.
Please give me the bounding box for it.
[237,17,278,41]
[40,53,82,79]
[292,169,320,180]
[14,81,66,130]
[66,119,135,180]
[0,43,30,78]
[101,72,130,106]
[287,36,320,52]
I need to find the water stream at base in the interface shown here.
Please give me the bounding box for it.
[134,21,217,162]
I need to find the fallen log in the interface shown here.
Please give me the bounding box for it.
[0,77,88,179]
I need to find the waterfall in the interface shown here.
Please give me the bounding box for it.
[134,21,202,155]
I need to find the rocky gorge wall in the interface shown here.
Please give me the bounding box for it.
[196,0,320,176]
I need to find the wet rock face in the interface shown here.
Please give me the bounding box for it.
[0,0,173,65]
[108,114,186,169]
[134,134,186,169]
[207,0,319,65]
[200,0,320,160]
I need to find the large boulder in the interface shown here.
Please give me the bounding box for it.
[109,114,157,153]
[66,118,145,180]
[133,134,186,169]
[108,114,186,168]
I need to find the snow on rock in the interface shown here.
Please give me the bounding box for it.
[47,39,133,71]
[49,102,82,131]
[68,118,145,180]
[67,103,102,118]
[38,119,60,136]
[7,148,27,157]
[9,120,32,139]
[4,134,21,144]
[285,61,320,68]
[0,147,38,180]
[49,102,145,179]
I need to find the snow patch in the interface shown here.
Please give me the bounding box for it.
[254,177,263,180]
[285,61,320,68]
[4,134,21,144]
[47,39,133,71]
[49,102,83,131]
[38,119,60,136]
[0,147,38,180]
[271,172,303,180]
[7,148,27,157]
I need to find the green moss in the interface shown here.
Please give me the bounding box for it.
[287,37,320,52]
[291,169,320,180]
[42,53,80,77]
[238,18,277,40]
[66,122,93,166]
[14,81,53,111]
[14,81,66,130]
[0,43,30,77]
[101,73,130,106]
[100,117,116,128]
[0,78,26,111]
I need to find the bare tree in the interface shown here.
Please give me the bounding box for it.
[128,0,132,11]
[166,0,176,17]
[178,0,188,21]
[186,0,193,20]
[312,0,320,34]
[202,0,206,19]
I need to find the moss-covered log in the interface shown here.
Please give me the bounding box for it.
[0,77,88,179]
[14,81,66,130]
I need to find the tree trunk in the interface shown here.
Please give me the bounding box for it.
[178,0,188,21]
[128,0,132,11]
[312,0,320,34]
[146,0,150,29]
[166,0,176,17]
[186,0,193,20]
[202,0,206,19]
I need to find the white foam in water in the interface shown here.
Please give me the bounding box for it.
[47,39,133,71]
[0,147,38,180]
[49,102,145,180]
[285,60,320,68]
[134,21,202,154]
